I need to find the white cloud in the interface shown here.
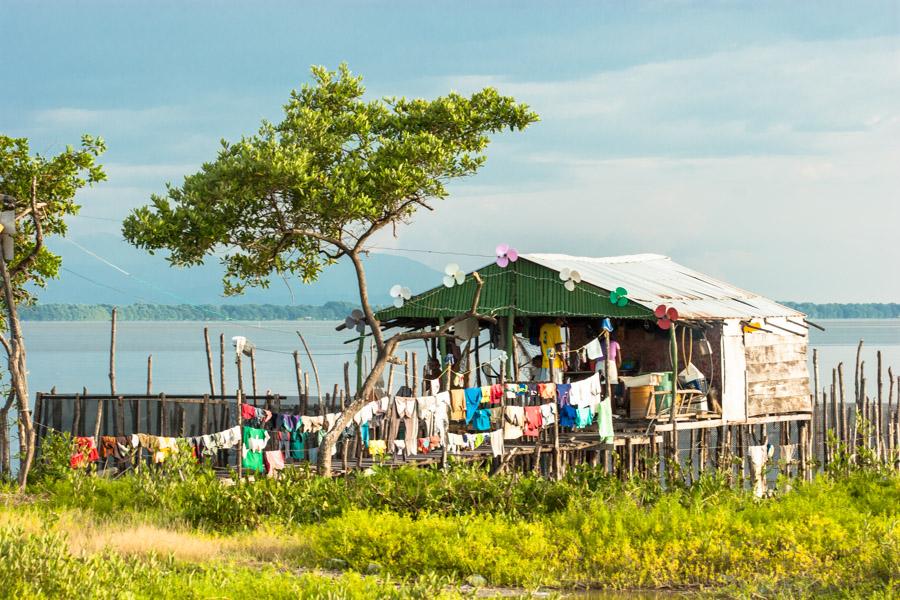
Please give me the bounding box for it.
[378,37,900,302]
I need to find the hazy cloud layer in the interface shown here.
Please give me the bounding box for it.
[2,3,897,303]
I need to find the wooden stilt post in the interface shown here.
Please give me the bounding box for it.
[219,333,226,429]
[236,386,243,481]
[249,348,258,400]
[343,362,351,410]
[812,348,819,465]
[854,340,863,405]
[293,351,304,408]
[201,328,215,433]
[877,351,884,461]
[404,351,410,391]
[838,363,847,450]
[668,324,679,480]
[297,330,322,411]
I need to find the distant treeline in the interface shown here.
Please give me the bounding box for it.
[19,302,359,322]
[781,302,900,319]
[18,301,900,321]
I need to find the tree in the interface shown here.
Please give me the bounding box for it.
[0,134,106,489]
[123,64,537,475]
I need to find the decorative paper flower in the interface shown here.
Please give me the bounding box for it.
[495,244,518,268]
[654,304,679,330]
[558,267,582,292]
[443,263,466,288]
[389,284,412,308]
[496,350,508,365]
[609,287,629,307]
[344,309,367,334]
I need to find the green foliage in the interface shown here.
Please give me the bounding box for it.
[0,134,106,305]
[0,526,457,599]
[20,301,359,321]
[122,64,537,295]
[29,431,77,483]
[21,458,900,595]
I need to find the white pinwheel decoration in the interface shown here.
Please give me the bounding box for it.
[389,284,412,308]
[344,309,367,334]
[559,267,582,292]
[495,244,518,268]
[442,263,466,288]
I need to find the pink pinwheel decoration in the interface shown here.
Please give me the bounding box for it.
[654,305,679,330]
[495,244,518,268]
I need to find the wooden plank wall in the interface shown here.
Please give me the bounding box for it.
[744,318,810,416]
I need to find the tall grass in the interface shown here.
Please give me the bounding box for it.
[8,432,900,597]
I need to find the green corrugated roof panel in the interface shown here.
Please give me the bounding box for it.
[375,258,652,322]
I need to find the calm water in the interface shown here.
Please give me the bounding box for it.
[16,318,900,397]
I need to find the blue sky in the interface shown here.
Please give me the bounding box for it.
[2,1,899,302]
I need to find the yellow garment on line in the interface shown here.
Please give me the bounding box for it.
[368,440,387,458]
[449,389,466,421]
[147,436,178,464]
[540,323,565,369]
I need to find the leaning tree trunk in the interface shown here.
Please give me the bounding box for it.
[317,347,391,476]
[0,259,35,490]
[0,390,14,476]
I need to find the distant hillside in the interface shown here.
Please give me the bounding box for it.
[19,302,359,322]
[781,302,900,319]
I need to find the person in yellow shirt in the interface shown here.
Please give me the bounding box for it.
[539,319,565,383]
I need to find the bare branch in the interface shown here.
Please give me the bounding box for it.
[386,272,487,346]
[289,229,350,253]
[0,333,10,357]
[10,177,43,277]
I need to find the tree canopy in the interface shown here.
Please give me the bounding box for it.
[0,134,107,306]
[122,64,538,296]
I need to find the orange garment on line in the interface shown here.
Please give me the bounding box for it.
[523,406,543,437]
[538,383,557,400]
[99,435,119,459]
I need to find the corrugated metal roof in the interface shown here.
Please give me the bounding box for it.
[374,259,652,322]
[522,253,804,320]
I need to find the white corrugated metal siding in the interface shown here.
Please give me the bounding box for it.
[522,253,804,320]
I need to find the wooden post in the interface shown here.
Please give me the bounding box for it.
[412,352,419,395]
[91,388,102,442]
[109,307,117,395]
[854,340,863,406]
[236,351,244,398]
[71,391,81,436]
[877,351,884,461]
[343,362,351,409]
[145,355,152,433]
[293,351,304,408]
[812,348,819,466]
[404,351,410,391]
[303,373,310,415]
[889,368,895,460]
[669,324,679,469]
[204,327,216,397]
[110,307,125,437]
[832,367,839,456]
[236,387,243,481]
[297,330,322,409]
[838,363,847,449]
[160,393,168,436]
[219,333,226,428]
[250,348,258,399]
